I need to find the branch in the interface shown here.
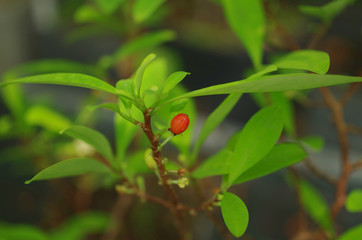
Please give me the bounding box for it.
[303,158,338,185]
[340,83,361,106]
[319,87,350,219]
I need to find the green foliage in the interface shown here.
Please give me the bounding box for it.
[191,93,242,162]
[300,135,325,152]
[0,223,47,240]
[222,0,265,69]
[234,143,306,184]
[132,0,166,23]
[168,74,362,101]
[0,73,132,99]
[299,0,355,22]
[192,149,232,178]
[346,189,362,212]
[228,106,284,186]
[162,71,190,96]
[25,105,72,133]
[25,158,111,184]
[51,211,110,240]
[135,53,157,97]
[298,178,335,234]
[337,224,362,240]
[221,192,249,237]
[273,50,330,74]
[61,125,114,165]
[101,30,176,69]
[94,0,125,15]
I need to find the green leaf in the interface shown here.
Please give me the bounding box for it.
[234,143,306,184]
[0,222,48,240]
[135,54,157,97]
[124,151,152,178]
[25,158,111,184]
[61,125,114,164]
[337,224,362,240]
[192,149,232,179]
[74,4,102,23]
[300,135,324,152]
[0,73,132,99]
[299,0,355,22]
[221,192,249,237]
[269,92,295,137]
[109,30,175,67]
[346,189,362,212]
[51,211,109,240]
[141,56,168,107]
[25,105,72,133]
[162,71,190,96]
[132,0,166,23]
[115,114,139,163]
[168,74,362,101]
[298,179,334,234]
[222,0,265,69]
[228,106,284,185]
[274,50,330,75]
[94,0,125,14]
[192,93,242,162]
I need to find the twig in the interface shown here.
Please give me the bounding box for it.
[141,108,188,240]
[347,124,362,135]
[319,87,350,219]
[264,2,300,51]
[307,23,330,49]
[340,83,361,106]
[101,195,133,240]
[303,158,338,185]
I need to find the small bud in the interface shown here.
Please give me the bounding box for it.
[169,113,190,135]
[177,168,187,177]
[177,177,189,188]
[144,148,156,170]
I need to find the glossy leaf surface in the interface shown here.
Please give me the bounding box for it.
[228,106,284,185]
[25,158,111,184]
[61,126,114,163]
[221,192,249,237]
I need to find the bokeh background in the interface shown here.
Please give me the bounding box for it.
[0,0,361,239]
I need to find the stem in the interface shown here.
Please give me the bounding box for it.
[141,108,188,239]
[319,87,350,219]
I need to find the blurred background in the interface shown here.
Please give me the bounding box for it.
[0,0,361,239]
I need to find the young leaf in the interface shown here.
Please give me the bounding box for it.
[0,222,48,240]
[298,179,334,234]
[168,74,362,101]
[299,0,355,22]
[88,102,136,124]
[74,5,102,24]
[234,143,306,184]
[132,0,166,23]
[135,54,156,97]
[115,114,139,163]
[337,224,362,240]
[94,0,125,14]
[111,30,175,66]
[273,50,330,75]
[221,192,249,237]
[192,93,242,162]
[51,211,109,240]
[61,126,114,164]
[228,106,284,185]
[0,73,133,98]
[269,92,295,137]
[25,158,111,184]
[192,149,232,179]
[222,0,265,69]
[300,135,324,152]
[346,189,362,213]
[162,71,190,96]
[25,105,72,133]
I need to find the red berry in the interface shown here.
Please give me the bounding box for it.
[170,113,190,135]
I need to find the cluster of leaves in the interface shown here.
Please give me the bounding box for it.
[1,0,362,239]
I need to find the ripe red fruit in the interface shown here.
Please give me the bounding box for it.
[169,113,190,135]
